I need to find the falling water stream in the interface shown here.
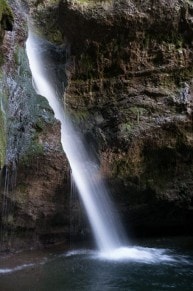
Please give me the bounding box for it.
[26,28,128,254]
[25,28,182,263]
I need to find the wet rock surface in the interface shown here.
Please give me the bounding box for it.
[0,1,70,252]
[1,0,193,251]
[34,0,193,237]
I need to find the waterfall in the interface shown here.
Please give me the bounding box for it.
[26,29,128,253]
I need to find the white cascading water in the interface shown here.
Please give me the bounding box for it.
[26,29,128,253]
[25,28,178,263]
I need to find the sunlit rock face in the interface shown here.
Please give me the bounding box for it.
[1,0,193,252]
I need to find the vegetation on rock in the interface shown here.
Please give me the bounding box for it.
[0,0,13,168]
[0,0,13,41]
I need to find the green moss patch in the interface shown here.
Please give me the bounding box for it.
[0,0,13,29]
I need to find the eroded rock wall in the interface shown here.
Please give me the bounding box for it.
[0,1,71,252]
[0,0,13,170]
[28,0,193,236]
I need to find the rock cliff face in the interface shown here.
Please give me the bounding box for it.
[1,0,193,251]
[0,0,13,170]
[0,0,70,251]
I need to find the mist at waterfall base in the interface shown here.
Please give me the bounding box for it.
[25,28,187,266]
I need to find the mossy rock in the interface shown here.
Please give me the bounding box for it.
[0,0,13,66]
[20,141,44,166]
[0,0,13,31]
[0,107,6,168]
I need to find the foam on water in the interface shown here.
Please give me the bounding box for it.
[65,249,94,257]
[65,247,191,264]
[98,247,176,263]
[0,263,35,275]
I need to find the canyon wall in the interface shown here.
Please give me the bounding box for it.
[1,0,193,251]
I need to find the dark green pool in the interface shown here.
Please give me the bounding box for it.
[0,237,193,291]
